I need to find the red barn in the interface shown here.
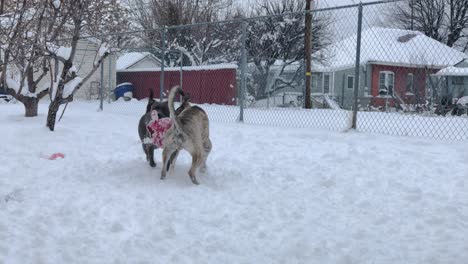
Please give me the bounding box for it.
[116,64,237,105]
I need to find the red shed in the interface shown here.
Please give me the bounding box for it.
[116,64,238,105]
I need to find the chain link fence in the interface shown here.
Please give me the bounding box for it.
[80,0,467,140]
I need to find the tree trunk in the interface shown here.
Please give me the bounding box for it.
[46,99,61,131]
[23,97,39,117]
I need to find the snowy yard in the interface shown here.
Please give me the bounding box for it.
[1,100,468,263]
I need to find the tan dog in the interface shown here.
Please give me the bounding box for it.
[161,86,212,185]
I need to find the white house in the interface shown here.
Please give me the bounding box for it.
[72,38,117,100]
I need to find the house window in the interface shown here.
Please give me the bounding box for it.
[453,76,464,85]
[323,74,330,94]
[347,75,354,89]
[379,71,394,96]
[406,73,414,94]
[311,75,319,92]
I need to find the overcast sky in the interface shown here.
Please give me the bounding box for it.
[235,0,387,8]
[234,0,395,40]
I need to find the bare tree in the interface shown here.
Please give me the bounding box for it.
[447,0,468,48]
[45,0,124,131]
[245,0,331,100]
[0,1,3,14]
[389,0,468,49]
[129,0,234,29]
[0,0,128,120]
[0,1,62,116]
[125,0,237,66]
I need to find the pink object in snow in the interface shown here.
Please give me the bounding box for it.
[48,153,65,160]
[147,111,173,148]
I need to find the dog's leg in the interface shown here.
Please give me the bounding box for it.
[188,152,202,185]
[161,147,176,180]
[148,145,156,167]
[142,144,149,161]
[167,150,179,174]
[161,147,169,180]
[200,139,212,173]
[143,144,156,167]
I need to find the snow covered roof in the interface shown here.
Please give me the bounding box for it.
[434,66,468,76]
[117,63,238,72]
[316,27,467,72]
[434,59,468,76]
[116,52,159,70]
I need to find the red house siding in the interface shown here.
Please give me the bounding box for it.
[116,68,237,105]
[370,64,438,107]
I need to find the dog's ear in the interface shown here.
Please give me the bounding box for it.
[182,92,191,103]
[146,89,156,113]
[146,99,155,113]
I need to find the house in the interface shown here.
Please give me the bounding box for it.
[433,58,468,101]
[116,63,238,105]
[66,38,116,100]
[311,27,467,110]
[246,61,305,107]
[2,38,116,100]
[116,52,161,71]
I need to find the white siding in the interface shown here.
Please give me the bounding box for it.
[73,39,116,100]
[38,39,116,100]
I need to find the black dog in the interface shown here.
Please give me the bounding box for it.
[138,89,190,167]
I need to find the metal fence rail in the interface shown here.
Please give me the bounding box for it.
[85,0,467,141]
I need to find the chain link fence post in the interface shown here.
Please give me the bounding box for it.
[160,27,166,101]
[179,49,183,89]
[239,20,247,122]
[352,3,363,129]
[99,52,104,111]
[108,51,112,104]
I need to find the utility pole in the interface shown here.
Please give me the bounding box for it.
[410,0,414,30]
[160,27,166,101]
[304,0,312,109]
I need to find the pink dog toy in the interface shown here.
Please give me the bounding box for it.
[147,110,173,148]
[41,152,65,160]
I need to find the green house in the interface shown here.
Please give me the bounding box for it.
[434,59,468,101]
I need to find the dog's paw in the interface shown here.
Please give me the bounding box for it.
[200,166,207,174]
[190,176,200,185]
[150,161,156,168]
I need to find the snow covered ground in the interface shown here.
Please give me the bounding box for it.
[1,100,468,263]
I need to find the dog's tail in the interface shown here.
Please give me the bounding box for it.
[168,85,185,119]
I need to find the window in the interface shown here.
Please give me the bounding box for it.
[311,75,319,92]
[453,76,464,85]
[406,73,414,94]
[379,71,394,96]
[347,75,354,89]
[323,74,330,94]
